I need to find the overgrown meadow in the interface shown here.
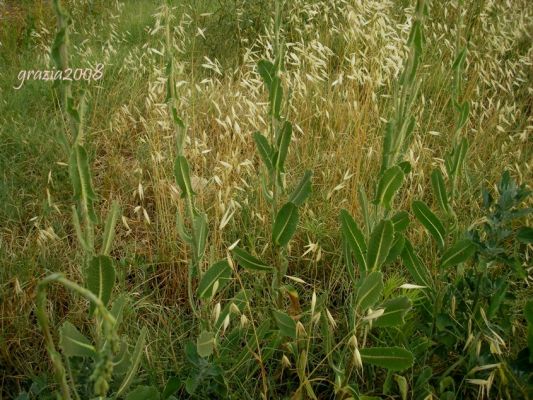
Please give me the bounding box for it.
[1,0,532,399]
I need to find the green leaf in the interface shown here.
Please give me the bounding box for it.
[253,131,274,172]
[162,377,181,400]
[126,386,160,400]
[59,321,96,358]
[257,59,276,90]
[113,338,132,376]
[384,234,405,265]
[355,271,383,311]
[196,331,214,358]
[374,166,405,209]
[517,227,533,244]
[288,170,312,206]
[273,310,297,339]
[359,347,414,371]
[487,278,508,319]
[366,219,394,271]
[176,213,192,244]
[86,255,115,315]
[193,212,208,260]
[412,201,446,249]
[374,297,411,327]
[274,121,292,172]
[101,201,120,255]
[457,101,470,130]
[440,239,475,269]
[269,76,283,119]
[431,169,449,213]
[272,202,299,247]
[391,211,410,232]
[116,327,147,398]
[174,156,194,198]
[197,260,232,299]
[232,247,272,272]
[69,145,97,223]
[394,375,408,400]
[401,240,432,289]
[340,209,368,273]
[110,294,128,328]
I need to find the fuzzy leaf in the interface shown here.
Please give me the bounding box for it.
[174,156,194,198]
[257,59,276,90]
[253,131,274,172]
[101,201,120,255]
[374,297,411,327]
[69,145,97,223]
[401,240,432,289]
[196,331,214,358]
[232,247,272,272]
[193,212,208,260]
[391,211,410,232]
[126,386,160,400]
[359,347,414,371]
[374,166,405,209]
[275,121,292,172]
[116,327,147,398]
[340,209,368,273]
[384,234,405,265]
[197,260,232,299]
[440,239,475,269]
[431,169,449,213]
[288,170,312,206]
[273,310,297,339]
[355,271,383,311]
[269,76,283,119]
[272,202,299,247]
[86,255,115,315]
[59,321,96,358]
[366,219,394,271]
[412,201,446,249]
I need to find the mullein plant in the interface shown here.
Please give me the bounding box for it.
[36,2,149,399]
[330,0,429,396]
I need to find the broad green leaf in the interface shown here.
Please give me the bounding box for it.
[174,156,194,198]
[401,240,432,289]
[431,169,449,213]
[340,209,368,273]
[412,201,446,249]
[358,186,371,236]
[359,347,414,371]
[269,76,283,119]
[196,331,214,358]
[69,145,97,223]
[116,327,147,398]
[397,161,412,175]
[288,170,312,206]
[197,260,232,299]
[101,201,120,255]
[113,338,132,376]
[257,59,276,90]
[274,121,292,172]
[176,213,192,244]
[517,227,533,244]
[374,297,411,327]
[273,310,296,339]
[487,278,508,319]
[253,131,274,172]
[87,255,115,315]
[374,166,405,209]
[126,386,160,400]
[440,239,475,269]
[59,321,96,358]
[366,219,394,271]
[193,212,208,260]
[232,247,272,272]
[355,271,383,311]
[391,211,410,232]
[272,202,299,247]
[110,294,128,328]
[163,377,181,400]
[72,206,89,252]
[452,48,467,72]
[384,234,405,265]
[457,101,470,131]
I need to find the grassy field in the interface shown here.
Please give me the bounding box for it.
[1,0,532,399]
